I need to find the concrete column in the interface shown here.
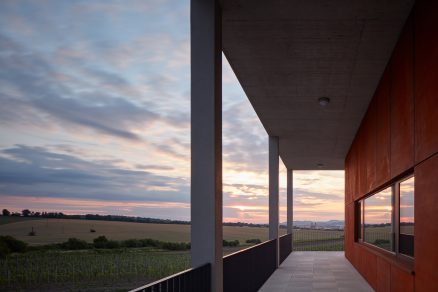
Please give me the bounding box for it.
[190,0,222,291]
[287,169,294,252]
[287,169,293,234]
[269,136,279,267]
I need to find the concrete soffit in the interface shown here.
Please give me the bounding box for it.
[221,0,414,170]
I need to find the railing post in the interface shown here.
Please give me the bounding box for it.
[191,0,223,291]
[269,136,279,267]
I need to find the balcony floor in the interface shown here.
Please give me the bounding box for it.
[259,252,373,292]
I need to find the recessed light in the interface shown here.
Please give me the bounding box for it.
[318,97,330,107]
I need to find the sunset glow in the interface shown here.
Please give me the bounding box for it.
[0,0,345,223]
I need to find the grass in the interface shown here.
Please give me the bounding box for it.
[0,217,346,291]
[293,229,344,241]
[0,248,191,291]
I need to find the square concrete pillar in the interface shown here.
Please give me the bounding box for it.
[269,136,279,267]
[190,0,223,291]
[287,169,294,253]
[287,169,293,235]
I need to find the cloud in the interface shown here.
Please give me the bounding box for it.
[0,0,346,223]
[0,33,189,142]
[135,164,174,171]
[223,100,268,174]
[0,145,189,203]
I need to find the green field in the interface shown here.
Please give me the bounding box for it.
[1,249,190,291]
[0,217,344,291]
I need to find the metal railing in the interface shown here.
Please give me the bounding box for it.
[279,233,292,263]
[292,229,344,251]
[223,239,277,292]
[130,263,210,292]
[130,229,345,292]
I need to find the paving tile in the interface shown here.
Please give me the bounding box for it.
[259,252,373,292]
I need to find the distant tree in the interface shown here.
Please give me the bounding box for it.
[93,236,109,248]
[2,209,10,216]
[22,209,31,217]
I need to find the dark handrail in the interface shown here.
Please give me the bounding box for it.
[130,263,211,292]
[223,238,275,259]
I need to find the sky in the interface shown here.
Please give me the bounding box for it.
[0,0,345,223]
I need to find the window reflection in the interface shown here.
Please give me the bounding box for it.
[399,176,414,257]
[400,177,414,235]
[364,187,393,251]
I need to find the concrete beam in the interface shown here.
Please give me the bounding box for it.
[190,0,223,291]
[287,169,293,235]
[269,136,279,267]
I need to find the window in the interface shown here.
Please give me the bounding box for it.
[364,187,393,252]
[356,175,414,258]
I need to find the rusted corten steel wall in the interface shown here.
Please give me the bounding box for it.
[344,0,438,291]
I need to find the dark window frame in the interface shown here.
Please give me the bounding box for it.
[355,174,414,261]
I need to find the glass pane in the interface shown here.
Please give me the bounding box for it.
[400,177,414,235]
[364,187,393,251]
[399,176,414,257]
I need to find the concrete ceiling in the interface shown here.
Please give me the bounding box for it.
[222,0,414,170]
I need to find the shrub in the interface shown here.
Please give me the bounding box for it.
[0,236,27,253]
[223,239,239,247]
[246,238,262,244]
[61,238,89,250]
[161,242,190,251]
[0,240,10,258]
[122,239,141,248]
[93,236,109,248]
[106,240,120,249]
[139,238,160,248]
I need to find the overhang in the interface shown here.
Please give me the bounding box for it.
[222,0,414,170]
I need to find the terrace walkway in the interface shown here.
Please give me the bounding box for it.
[260,252,373,292]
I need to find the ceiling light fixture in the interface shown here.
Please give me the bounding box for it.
[318,97,330,107]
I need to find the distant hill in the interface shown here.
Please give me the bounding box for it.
[1,209,344,229]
